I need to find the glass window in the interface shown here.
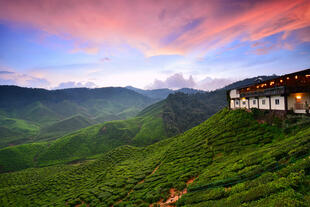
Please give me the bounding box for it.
[262,100,266,105]
[275,99,280,105]
[253,100,256,105]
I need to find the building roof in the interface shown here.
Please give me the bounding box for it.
[234,68,310,91]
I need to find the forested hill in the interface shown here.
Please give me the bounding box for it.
[0,86,154,147]
[0,86,152,109]
[1,108,309,206]
[0,91,226,172]
[125,86,203,100]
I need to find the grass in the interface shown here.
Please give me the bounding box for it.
[1,108,309,206]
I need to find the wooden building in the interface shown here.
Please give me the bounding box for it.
[228,68,310,114]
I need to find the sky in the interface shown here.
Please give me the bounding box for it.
[0,0,310,91]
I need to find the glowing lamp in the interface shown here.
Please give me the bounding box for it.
[296,95,302,100]
[295,75,298,79]
[280,79,283,83]
[287,77,290,80]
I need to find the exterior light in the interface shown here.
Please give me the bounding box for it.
[287,77,290,80]
[296,95,301,100]
[280,79,283,83]
[295,75,298,79]
[242,98,246,101]
[256,86,259,88]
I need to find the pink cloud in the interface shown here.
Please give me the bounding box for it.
[0,0,309,56]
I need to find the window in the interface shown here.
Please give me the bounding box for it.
[243,101,246,105]
[275,99,280,105]
[262,100,266,105]
[236,101,239,105]
[253,100,256,105]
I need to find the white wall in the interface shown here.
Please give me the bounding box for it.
[258,97,270,110]
[230,89,240,99]
[230,100,235,109]
[249,98,258,108]
[270,96,285,110]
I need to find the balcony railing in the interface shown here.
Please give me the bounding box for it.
[240,86,285,98]
[295,103,306,110]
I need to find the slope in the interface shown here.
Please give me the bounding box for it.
[0,91,225,171]
[125,86,203,100]
[0,86,154,147]
[38,115,96,140]
[1,109,309,206]
[0,115,39,148]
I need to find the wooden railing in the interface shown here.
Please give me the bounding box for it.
[295,103,305,110]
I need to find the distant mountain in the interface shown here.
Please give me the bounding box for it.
[125,86,203,100]
[0,86,154,147]
[0,75,278,169]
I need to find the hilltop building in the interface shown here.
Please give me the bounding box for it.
[227,68,310,114]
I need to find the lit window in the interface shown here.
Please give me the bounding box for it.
[275,99,280,105]
[262,100,266,105]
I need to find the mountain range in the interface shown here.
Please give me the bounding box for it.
[2,74,307,207]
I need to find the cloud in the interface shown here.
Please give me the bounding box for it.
[54,81,97,89]
[0,70,14,74]
[100,57,111,62]
[0,68,50,88]
[196,77,234,91]
[0,0,309,56]
[147,73,234,91]
[147,73,195,89]
[70,46,100,55]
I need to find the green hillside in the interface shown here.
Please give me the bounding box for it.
[1,109,309,206]
[0,92,227,172]
[0,115,39,148]
[0,101,167,170]
[38,115,95,140]
[0,86,154,147]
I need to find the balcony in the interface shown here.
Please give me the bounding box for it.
[240,86,285,98]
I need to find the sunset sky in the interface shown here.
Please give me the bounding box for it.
[0,0,310,90]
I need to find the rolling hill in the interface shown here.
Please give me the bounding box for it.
[0,86,154,147]
[0,75,278,171]
[1,108,309,206]
[0,92,220,171]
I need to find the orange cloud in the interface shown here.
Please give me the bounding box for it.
[0,0,309,56]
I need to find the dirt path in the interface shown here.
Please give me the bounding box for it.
[150,177,197,207]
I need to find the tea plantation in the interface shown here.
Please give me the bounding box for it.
[1,108,309,206]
